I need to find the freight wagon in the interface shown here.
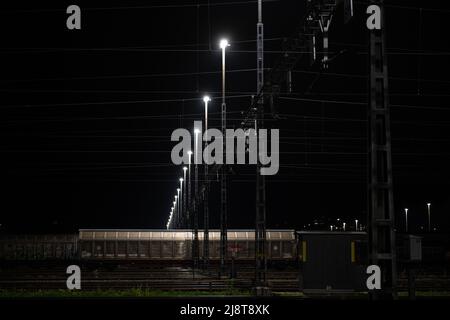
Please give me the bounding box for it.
[79,229,296,262]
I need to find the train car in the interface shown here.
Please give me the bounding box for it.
[0,233,78,261]
[79,229,296,262]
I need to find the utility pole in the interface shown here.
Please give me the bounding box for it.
[367,0,397,299]
[255,0,267,291]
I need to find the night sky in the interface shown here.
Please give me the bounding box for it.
[1,0,449,234]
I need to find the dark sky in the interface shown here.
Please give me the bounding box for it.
[0,0,449,234]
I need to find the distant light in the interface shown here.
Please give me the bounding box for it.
[177,188,180,192]
[194,128,201,134]
[183,167,187,171]
[187,150,193,156]
[427,203,431,207]
[203,95,211,103]
[219,39,230,49]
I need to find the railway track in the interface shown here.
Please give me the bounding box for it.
[1,264,448,293]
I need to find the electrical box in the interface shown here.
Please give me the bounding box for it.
[297,231,367,292]
[398,235,422,262]
[407,235,422,261]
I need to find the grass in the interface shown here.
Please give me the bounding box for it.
[0,288,251,298]
[397,291,450,298]
[1,288,449,299]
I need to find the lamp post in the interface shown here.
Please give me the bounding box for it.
[187,151,192,211]
[179,178,183,227]
[203,96,210,136]
[219,39,229,105]
[183,168,187,227]
[343,222,346,231]
[174,196,178,228]
[355,219,359,231]
[176,190,180,228]
[194,128,201,198]
[219,38,230,273]
[203,95,211,270]
[193,128,201,269]
[404,208,409,233]
[427,203,431,232]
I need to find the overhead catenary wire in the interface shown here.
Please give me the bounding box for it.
[0,0,281,14]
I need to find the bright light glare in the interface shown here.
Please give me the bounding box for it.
[220,39,230,49]
[203,95,211,103]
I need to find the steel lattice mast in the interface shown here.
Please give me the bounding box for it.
[255,0,267,288]
[367,0,397,299]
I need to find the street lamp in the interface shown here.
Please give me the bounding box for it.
[179,178,183,226]
[174,196,178,228]
[343,222,346,231]
[194,128,201,164]
[203,95,211,135]
[355,219,359,231]
[427,203,431,232]
[219,38,230,272]
[182,170,187,227]
[203,95,211,164]
[219,38,229,103]
[187,151,192,208]
[194,128,201,192]
[202,95,211,270]
[176,190,180,227]
[404,208,409,233]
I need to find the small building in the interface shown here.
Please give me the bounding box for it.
[297,231,367,293]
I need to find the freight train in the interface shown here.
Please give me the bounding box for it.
[0,229,297,262]
[1,229,447,266]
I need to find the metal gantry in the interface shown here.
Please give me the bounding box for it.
[367,0,397,299]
